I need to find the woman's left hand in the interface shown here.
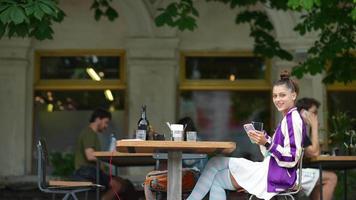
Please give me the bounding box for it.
[247,130,267,145]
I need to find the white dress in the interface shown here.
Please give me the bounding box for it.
[229,156,277,200]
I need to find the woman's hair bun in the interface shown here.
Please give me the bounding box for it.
[280,70,290,80]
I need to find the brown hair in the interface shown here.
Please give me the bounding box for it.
[273,70,299,95]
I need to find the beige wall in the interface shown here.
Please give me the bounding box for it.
[0,0,325,176]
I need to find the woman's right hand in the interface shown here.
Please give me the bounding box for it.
[247,130,267,145]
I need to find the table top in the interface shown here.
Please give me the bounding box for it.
[309,155,356,161]
[305,155,356,170]
[116,140,236,154]
[93,151,155,167]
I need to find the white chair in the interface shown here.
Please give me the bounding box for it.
[249,149,304,200]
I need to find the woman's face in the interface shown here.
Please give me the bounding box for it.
[272,84,297,114]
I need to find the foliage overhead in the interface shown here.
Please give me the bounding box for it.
[0,0,65,40]
[0,0,355,84]
[90,0,118,21]
[155,0,356,84]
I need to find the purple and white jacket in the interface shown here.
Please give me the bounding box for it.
[264,107,307,192]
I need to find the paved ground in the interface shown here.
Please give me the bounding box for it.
[0,185,146,200]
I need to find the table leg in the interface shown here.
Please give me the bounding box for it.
[319,164,323,200]
[96,160,100,200]
[167,151,182,200]
[344,170,347,200]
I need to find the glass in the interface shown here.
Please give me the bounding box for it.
[179,90,271,157]
[186,131,197,141]
[185,56,266,80]
[40,55,121,80]
[252,121,264,131]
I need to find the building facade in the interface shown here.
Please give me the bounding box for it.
[0,0,353,177]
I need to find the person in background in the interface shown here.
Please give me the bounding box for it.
[73,108,138,200]
[186,71,306,200]
[296,98,338,200]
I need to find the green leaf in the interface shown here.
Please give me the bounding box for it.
[0,21,6,38]
[302,0,314,10]
[177,16,197,31]
[0,7,11,23]
[14,22,29,37]
[24,3,35,15]
[9,5,26,24]
[53,9,65,22]
[90,1,99,9]
[155,12,171,27]
[351,8,356,20]
[166,3,178,16]
[105,6,118,21]
[0,5,10,13]
[32,20,53,40]
[192,7,199,17]
[287,0,300,9]
[94,8,103,21]
[33,4,44,20]
[39,2,54,15]
[100,0,109,7]
[7,22,16,38]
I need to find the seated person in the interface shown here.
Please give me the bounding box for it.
[296,98,338,200]
[73,108,138,200]
[187,72,305,200]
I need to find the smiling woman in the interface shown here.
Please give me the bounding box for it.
[185,71,305,200]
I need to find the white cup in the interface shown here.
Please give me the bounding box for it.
[170,124,184,141]
[186,131,197,141]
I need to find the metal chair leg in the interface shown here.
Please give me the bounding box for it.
[71,193,79,200]
[62,193,71,200]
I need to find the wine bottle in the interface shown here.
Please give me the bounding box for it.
[137,105,149,140]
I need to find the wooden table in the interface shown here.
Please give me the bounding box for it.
[93,151,155,200]
[117,140,236,200]
[305,156,356,200]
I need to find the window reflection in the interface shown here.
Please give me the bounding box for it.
[34,90,125,111]
[40,55,120,80]
[179,90,271,159]
[328,91,356,130]
[33,90,126,153]
[185,57,265,80]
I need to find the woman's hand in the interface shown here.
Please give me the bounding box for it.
[247,130,267,145]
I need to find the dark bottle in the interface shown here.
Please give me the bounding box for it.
[137,105,149,140]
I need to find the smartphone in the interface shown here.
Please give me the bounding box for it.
[243,123,255,133]
[301,110,309,119]
[243,123,256,143]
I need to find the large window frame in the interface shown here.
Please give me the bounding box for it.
[34,49,126,90]
[180,51,271,91]
[32,49,127,161]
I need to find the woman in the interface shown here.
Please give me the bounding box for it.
[187,71,306,200]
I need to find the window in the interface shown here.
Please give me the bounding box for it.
[33,50,126,161]
[327,83,356,130]
[179,52,272,159]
